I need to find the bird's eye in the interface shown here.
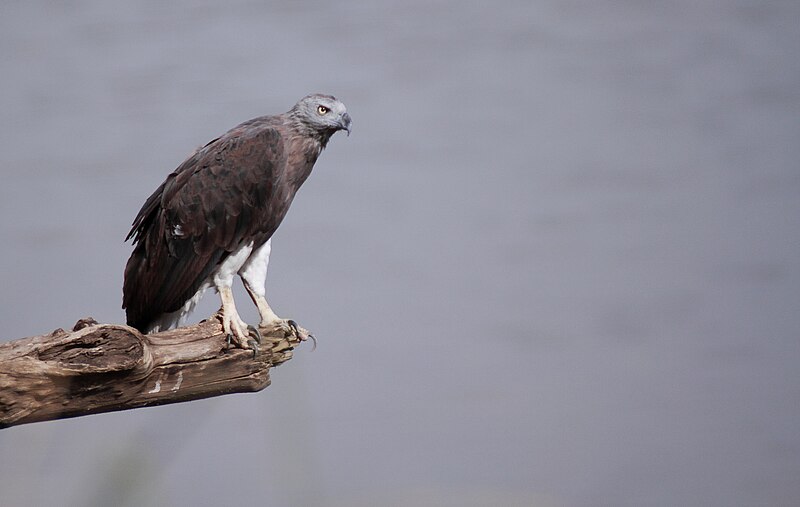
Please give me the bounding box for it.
[317,105,329,115]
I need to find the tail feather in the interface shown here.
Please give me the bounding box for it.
[123,236,224,332]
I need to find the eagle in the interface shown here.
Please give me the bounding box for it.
[123,94,351,353]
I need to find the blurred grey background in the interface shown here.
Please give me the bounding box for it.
[1,1,798,506]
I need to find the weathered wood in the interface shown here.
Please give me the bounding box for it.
[0,317,305,428]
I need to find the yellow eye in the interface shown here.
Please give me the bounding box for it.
[317,105,329,115]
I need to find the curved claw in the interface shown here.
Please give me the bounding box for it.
[247,324,263,344]
[247,339,260,358]
[286,319,316,351]
[226,333,234,348]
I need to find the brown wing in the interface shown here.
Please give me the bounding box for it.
[123,123,287,331]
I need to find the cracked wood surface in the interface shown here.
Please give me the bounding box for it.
[0,317,302,428]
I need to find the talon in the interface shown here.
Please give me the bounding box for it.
[308,333,317,351]
[287,319,299,335]
[226,333,234,348]
[247,324,262,344]
[247,339,259,358]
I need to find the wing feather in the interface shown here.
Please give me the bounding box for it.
[123,124,286,330]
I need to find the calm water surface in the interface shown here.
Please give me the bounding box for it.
[1,1,798,506]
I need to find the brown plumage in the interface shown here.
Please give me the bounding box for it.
[123,94,351,349]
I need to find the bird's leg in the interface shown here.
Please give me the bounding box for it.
[252,292,280,329]
[218,286,261,355]
[242,282,314,346]
[239,239,314,347]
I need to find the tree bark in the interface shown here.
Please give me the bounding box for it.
[0,317,305,429]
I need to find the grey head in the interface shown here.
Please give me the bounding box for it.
[289,94,352,138]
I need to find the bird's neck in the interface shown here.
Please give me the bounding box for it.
[284,135,323,191]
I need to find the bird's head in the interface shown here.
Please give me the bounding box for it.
[291,94,352,138]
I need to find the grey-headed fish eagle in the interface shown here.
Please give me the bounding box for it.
[123,94,351,353]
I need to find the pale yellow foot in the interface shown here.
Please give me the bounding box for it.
[262,317,312,341]
[217,286,261,355]
[242,286,315,349]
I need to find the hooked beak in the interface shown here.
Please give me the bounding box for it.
[340,112,352,136]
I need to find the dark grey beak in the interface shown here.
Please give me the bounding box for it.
[340,112,352,136]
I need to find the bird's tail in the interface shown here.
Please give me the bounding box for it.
[123,246,157,332]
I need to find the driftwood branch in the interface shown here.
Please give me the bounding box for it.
[0,317,304,429]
